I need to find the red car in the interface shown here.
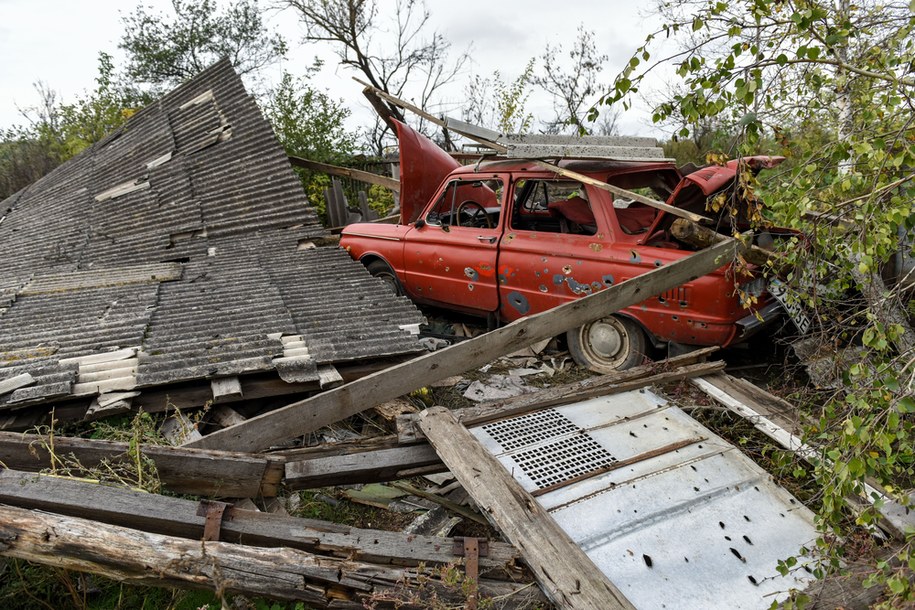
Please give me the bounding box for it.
[341,123,786,372]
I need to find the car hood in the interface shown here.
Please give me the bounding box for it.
[395,120,461,224]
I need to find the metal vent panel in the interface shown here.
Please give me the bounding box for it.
[482,409,578,451]
[510,434,617,490]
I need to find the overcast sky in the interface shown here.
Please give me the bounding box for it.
[0,0,670,138]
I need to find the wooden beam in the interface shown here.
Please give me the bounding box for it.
[418,407,636,610]
[691,373,907,539]
[354,78,508,153]
[670,218,784,270]
[284,442,444,490]
[361,87,398,130]
[0,432,283,497]
[186,240,738,452]
[0,504,541,608]
[0,469,522,573]
[535,160,710,224]
[211,377,243,403]
[398,360,725,443]
[289,155,401,193]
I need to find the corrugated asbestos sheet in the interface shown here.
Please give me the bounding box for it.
[471,388,819,609]
[0,59,424,411]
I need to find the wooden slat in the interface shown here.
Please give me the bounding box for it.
[692,373,908,539]
[284,443,444,490]
[0,432,280,497]
[418,407,636,610]
[186,240,738,452]
[211,376,243,403]
[0,503,540,608]
[398,359,725,443]
[289,156,401,192]
[0,469,522,573]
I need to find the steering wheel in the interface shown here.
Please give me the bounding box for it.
[457,200,492,229]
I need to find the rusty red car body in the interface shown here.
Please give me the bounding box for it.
[341,122,783,371]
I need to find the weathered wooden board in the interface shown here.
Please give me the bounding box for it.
[418,407,636,610]
[284,443,444,490]
[0,432,282,497]
[187,240,738,452]
[0,469,521,573]
[0,504,542,609]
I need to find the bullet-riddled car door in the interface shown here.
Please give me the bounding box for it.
[402,176,505,313]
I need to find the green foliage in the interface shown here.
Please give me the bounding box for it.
[120,0,286,90]
[600,0,915,603]
[463,59,535,134]
[265,67,357,164]
[263,67,360,222]
[0,53,146,200]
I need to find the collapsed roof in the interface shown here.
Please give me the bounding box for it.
[0,59,424,421]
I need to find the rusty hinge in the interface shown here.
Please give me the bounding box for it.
[196,500,233,541]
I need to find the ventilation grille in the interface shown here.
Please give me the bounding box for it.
[483,409,617,489]
[660,286,690,306]
[483,409,578,451]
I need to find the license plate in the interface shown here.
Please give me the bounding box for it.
[769,279,811,334]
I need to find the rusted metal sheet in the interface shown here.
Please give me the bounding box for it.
[469,388,818,609]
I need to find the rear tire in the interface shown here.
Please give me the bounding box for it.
[567,315,647,373]
[366,260,403,296]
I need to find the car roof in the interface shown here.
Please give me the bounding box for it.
[448,158,681,177]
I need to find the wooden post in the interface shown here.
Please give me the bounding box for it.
[418,407,636,610]
[186,240,738,452]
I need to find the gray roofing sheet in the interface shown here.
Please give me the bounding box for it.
[0,59,424,409]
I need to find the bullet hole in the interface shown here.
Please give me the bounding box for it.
[730,548,746,563]
[743,535,753,545]
[719,521,726,529]
[643,554,653,568]
[748,575,758,586]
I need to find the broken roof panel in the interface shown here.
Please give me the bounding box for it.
[0,58,424,414]
[470,388,818,609]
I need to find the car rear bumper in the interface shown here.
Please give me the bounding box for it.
[735,300,784,341]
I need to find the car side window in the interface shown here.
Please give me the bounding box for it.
[511,179,596,235]
[426,178,503,229]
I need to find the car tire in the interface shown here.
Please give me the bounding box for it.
[567,315,647,373]
[366,260,403,296]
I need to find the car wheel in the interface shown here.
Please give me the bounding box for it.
[567,315,647,373]
[366,260,403,296]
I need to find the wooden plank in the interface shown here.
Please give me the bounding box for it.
[289,156,401,193]
[0,432,280,497]
[211,376,243,403]
[0,469,523,574]
[317,364,343,389]
[186,240,738,452]
[691,373,905,539]
[209,404,246,428]
[418,407,636,610]
[355,78,509,153]
[0,503,540,608]
[284,443,444,490]
[396,358,724,443]
[671,218,784,270]
[535,160,710,224]
[0,373,34,396]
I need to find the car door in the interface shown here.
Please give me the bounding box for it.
[498,177,619,321]
[402,175,505,314]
